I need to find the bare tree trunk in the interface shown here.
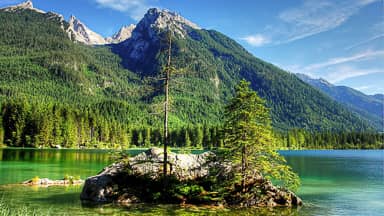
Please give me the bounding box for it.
[242,144,246,192]
[163,32,172,178]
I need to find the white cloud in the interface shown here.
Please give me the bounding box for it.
[325,65,383,83]
[241,34,270,47]
[303,50,384,71]
[94,0,153,21]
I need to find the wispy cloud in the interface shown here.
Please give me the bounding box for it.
[354,85,384,95]
[243,0,379,46]
[325,65,383,83]
[94,0,154,21]
[345,20,384,50]
[279,0,380,43]
[354,85,384,94]
[345,34,384,50]
[241,34,270,47]
[355,85,374,91]
[303,50,384,71]
[285,50,384,83]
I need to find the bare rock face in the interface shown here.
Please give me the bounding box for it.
[136,8,201,39]
[106,24,136,44]
[80,162,128,202]
[128,147,215,180]
[80,147,302,207]
[67,15,106,45]
[119,8,201,62]
[1,0,45,13]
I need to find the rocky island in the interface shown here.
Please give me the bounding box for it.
[80,148,302,207]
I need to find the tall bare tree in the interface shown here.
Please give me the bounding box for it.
[163,31,172,177]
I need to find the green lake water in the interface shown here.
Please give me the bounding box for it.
[0,148,383,215]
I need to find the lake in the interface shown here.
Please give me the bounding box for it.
[0,148,383,215]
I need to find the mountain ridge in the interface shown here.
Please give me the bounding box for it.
[296,73,383,130]
[0,0,45,14]
[1,0,135,45]
[0,3,375,132]
[111,8,373,130]
[106,24,136,44]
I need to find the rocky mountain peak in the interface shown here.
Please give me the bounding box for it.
[67,15,106,45]
[19,0,33,8]
[117,8,203,66]
[134,8,201,39]
[1,0,45,13]
[106,24,136,44]
[296,73,334,88]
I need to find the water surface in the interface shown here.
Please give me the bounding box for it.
[0,148,383,215]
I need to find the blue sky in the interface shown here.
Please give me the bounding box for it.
[1,0,383,94]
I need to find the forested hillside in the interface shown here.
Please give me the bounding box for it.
[112,9,372,131]
[0,9,150,148]
[0,7,375,149]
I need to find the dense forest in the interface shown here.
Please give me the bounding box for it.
[1,99,382,149]
[0,8,382,150]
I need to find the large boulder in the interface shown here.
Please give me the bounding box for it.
[80,147,302,207]
[128,147,216,180]
[80,147,217,202]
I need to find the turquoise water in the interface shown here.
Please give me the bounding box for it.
[0,148,383,215]
[283,150,384,215]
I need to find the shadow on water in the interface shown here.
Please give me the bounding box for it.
[28,192,81,206]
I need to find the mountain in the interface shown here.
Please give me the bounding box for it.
[111,8,372,131]
[0,4,143,114]
[372,94,383,101]
[67,15,106,45]
[68,17,135,45]
[296,73,383,130]
[0,0,44,14]
[0,3,374,135]
[106,24,136,44]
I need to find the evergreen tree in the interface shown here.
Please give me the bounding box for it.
[184,127,191,148]
[137,130,144,147]
[144,127,151,147]
[194,125,204,149]
[0,114,4,146]
[224,80,300,191]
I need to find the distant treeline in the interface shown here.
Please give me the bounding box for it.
[278,129,383,149]
[0,100,382,149]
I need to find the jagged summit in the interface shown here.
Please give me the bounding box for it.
[134,8,201,39]
[147,8,200,30]
[67,15,106,45]
[17,0,33,8]
[1,0,45,13]
[117,8,203,61]
[106,24,136,44]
